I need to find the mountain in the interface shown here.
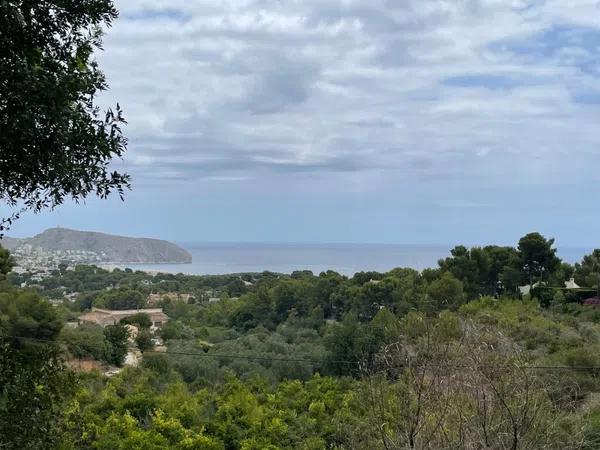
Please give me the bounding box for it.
[0,236,22,252]
[2,228,192,264]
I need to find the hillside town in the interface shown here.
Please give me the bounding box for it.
[72,307,170,376]
[2,227,192,273]
[9,244,109,271]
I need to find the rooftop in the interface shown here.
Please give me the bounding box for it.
[91,307,164,315]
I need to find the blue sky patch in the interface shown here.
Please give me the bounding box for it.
[572,90,600,105]
[493,25,600,60]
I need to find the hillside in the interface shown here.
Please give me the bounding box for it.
[4,228,192,264]
[9,251,600,448]
[0,236,22,252]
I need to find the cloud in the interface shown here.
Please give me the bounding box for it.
[95,0,600,186]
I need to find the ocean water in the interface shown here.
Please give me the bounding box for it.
[116,243,591,276]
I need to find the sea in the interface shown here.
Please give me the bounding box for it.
[113,243,592,277]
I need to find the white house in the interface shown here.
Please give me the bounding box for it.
[565,278,580,289]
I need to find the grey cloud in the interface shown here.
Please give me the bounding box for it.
[245,74,310,114]
[128,149,378,182]
[124,8,191,23]
[243,64,318,114]
[98,0,600,187]
[346,118,397,128]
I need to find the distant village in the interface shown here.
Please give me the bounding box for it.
[10,263,245,377]
[72,306,171,375]
[10,244,110,272]
[66,292,221,377]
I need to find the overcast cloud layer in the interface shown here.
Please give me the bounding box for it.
[100,0,600,183]
[8,0,600,245]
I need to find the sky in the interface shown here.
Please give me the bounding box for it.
[5,0,600,246]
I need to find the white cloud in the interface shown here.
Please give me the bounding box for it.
[95,0,600,187]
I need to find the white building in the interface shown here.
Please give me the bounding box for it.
[565,278,580,289]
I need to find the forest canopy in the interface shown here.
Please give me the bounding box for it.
[3,233,600,448]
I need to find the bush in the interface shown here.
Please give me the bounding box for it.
[60,324,107,360]
[135,329,154,353]
[103,323,129,366]
[121,313,152,329]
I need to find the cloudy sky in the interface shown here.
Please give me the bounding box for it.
[7,0,600,246]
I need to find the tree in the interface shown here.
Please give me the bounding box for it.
[272,281,301,321]
[438,245,521,298]
[438,246,490,297]
[518,232,561,285]
[0,0,129,230]
[0,287,73,449]
[484,245,521,295]
[323,314,377,376]
[272,280,315,321]
[0,246,14,278]
[90,411,225,450]
[368,308,401,346]
[427,272,464,311]
[226,278,247,297]
[230,289,275,331]
[135,329,154,353]
[0,288,62,340]
[385,268,428,315]
[160,320,193,341]
[358,318,587,450]
[122,313,152,329]
[104,323,129,366]
[97,288,145,310]
[575,249,600,296]
[0,341,74,449]
[352,271,384,285]
[60,323,107,360]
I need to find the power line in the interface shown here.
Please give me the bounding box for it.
[142,348,600,371]
[3,334,600,371]
[142,348,357,365]
[0,334,356,366]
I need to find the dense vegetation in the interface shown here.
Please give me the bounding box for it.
[1,1,599,448]
[3,233,600,448]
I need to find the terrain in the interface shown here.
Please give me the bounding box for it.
[4,232,600,448]
[2,228,192,265]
